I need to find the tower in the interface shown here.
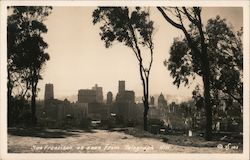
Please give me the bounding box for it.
[150,96,155,105]
[158,93,167,108]
[44,83,54,101]
[118,80,125,93]
[92,84,103,103]
[107,91,113,104]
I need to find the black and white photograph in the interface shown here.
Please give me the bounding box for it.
[0,1,249,160]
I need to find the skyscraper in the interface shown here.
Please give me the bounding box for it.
[92,84,103,103]
[78,89,97,103]
[116,80,135,103]
[118,80,125,93]
[150,96,155,105]
[78,84,104,103]
[44,83,54,100]
[107,91,113,104]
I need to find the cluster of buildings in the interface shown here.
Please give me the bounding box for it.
[37,81,174,128]
[37,81,242,133]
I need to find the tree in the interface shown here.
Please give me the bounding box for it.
[92,7,154,131]
[167,16,242,104]
[158,6,243,140]
[157,7,213,140]
[7,6,52,126]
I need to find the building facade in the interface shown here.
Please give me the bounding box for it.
[107,91,113,104]
[44,84,54,101]
[118,80,125,93]
[114,81,136,123]
[78,89,97,103]
[92,84,103,103]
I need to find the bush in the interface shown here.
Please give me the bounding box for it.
[80,118,91,129]
[8,97,31,127]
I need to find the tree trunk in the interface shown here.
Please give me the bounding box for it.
[143,76,150,131]
[202,62,212,140]
[143,100,149,131]
[31,84,37,126]
[198,16,212,140]
[157,7,213,140]
[127,17,153,132]
[7,70,13,126]
[7,70,13,101]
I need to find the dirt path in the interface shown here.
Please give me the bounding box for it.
[8,128,242,153]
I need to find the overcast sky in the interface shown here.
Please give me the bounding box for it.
[37,7,243,101]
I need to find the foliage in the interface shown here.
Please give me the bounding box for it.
[93,7,154,49]
[167,16,243,106]
[8,96,31,126]
[8,6,52,97]
[7,6,52,126]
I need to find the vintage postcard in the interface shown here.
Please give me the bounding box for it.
[0,0,249,160]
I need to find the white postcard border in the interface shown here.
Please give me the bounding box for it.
[0,1,249,160]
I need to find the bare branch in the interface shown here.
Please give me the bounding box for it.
[176,8,184,26]
[147,37,154,77]
[182,7,197,25]
[157,7,183,30]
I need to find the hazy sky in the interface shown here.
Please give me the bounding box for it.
[37,7,243,101]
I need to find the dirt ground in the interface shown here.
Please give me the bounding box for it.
[8,127,242,153]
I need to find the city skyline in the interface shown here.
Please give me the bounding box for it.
[41,81,191,104]
[37,7,242,101]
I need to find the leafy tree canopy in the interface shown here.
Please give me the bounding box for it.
[166,16,243,105]
[7,6,52,98]
[93,7,154,50]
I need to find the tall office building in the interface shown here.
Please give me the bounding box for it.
[78,89,97,103]
[150,96,155,105]
[116,80,135,103]
[92,84,103,103]
[44,83,54,100]
[107,91,113,104]
[118,80,125,93]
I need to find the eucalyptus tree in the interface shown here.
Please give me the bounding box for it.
[158,7,243,140]
[8,6,52,125]
[93,7,155,130]
[157,7,213,140]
